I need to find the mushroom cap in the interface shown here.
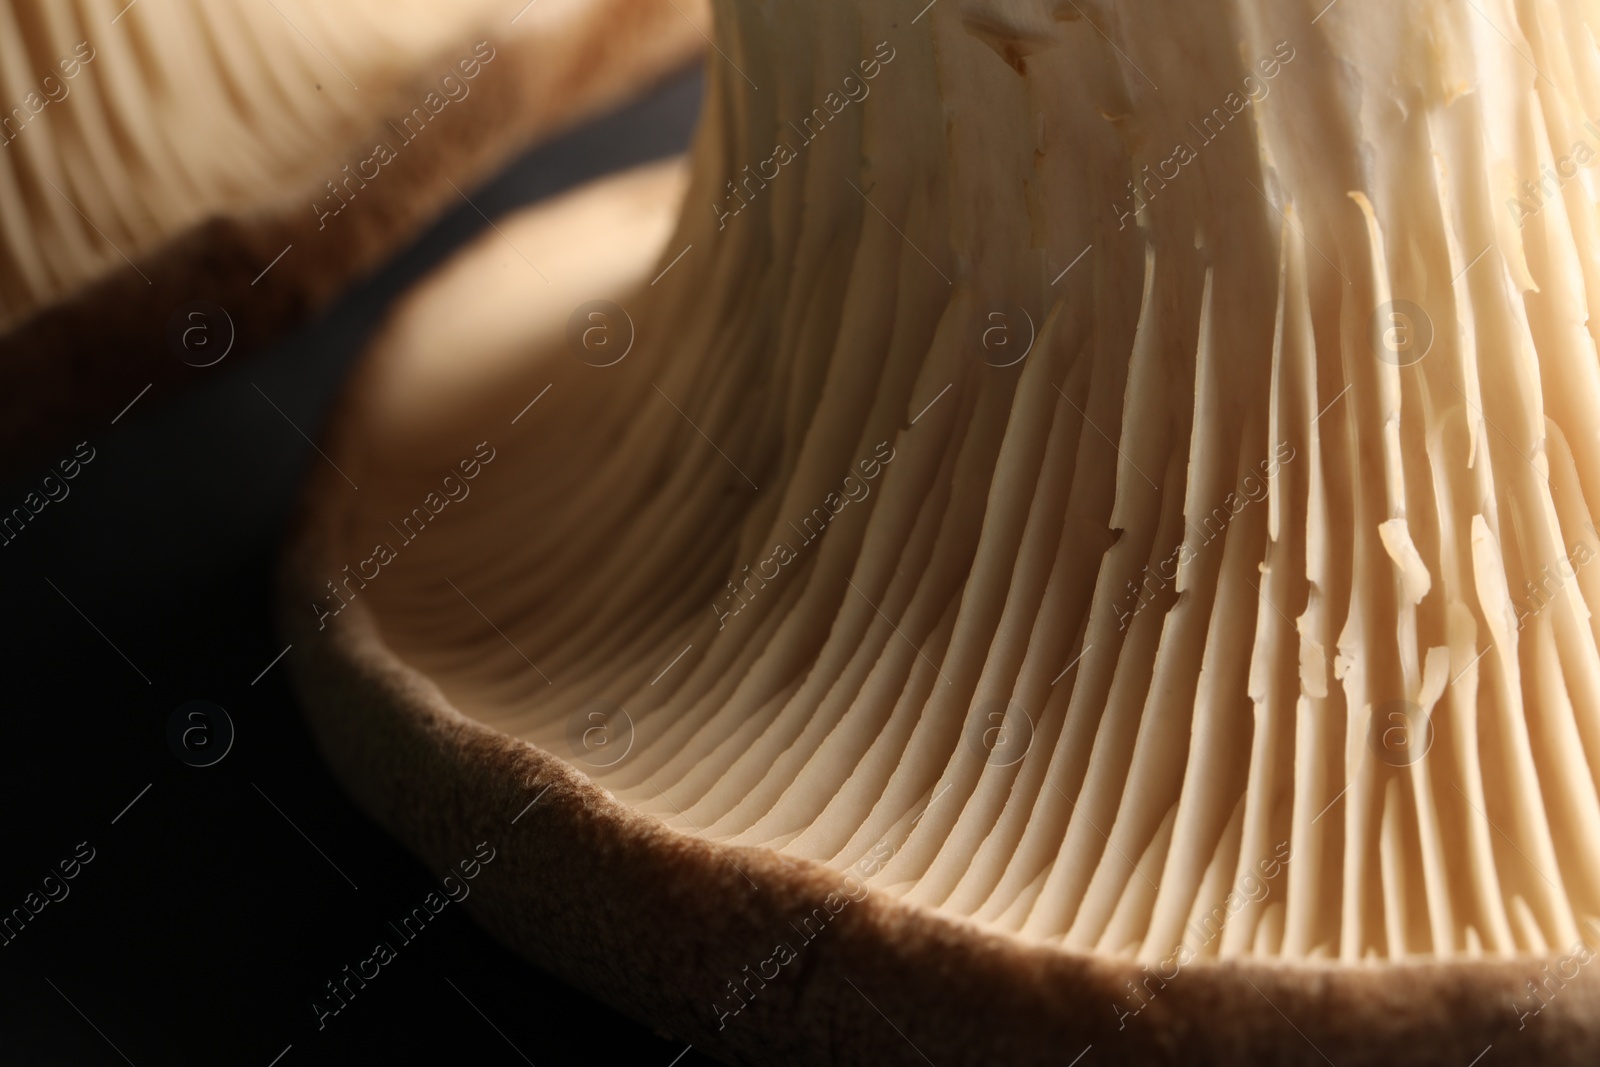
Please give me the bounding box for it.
[281,162,1600,1064]
[0,0,706,466]
[284,0,1600,1060]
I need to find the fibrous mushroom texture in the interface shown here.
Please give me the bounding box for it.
[317,0,1600,971]
[0,0,706,463]
[1,0,569,324]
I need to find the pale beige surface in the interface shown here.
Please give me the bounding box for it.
[0,0,701,327]
[288,0,1600,1059]
[0,0,708,464]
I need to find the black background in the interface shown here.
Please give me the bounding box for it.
[0,66,722,1067]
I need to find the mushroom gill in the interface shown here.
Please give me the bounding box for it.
[0,0,706,461]
[291,0,1600,1038]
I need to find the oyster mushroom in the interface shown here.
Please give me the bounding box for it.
[0,0,707,463]
[285,0,1600,1062]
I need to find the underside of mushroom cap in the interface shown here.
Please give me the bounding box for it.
[287,0,1600,1059]
[0,0,706,464]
